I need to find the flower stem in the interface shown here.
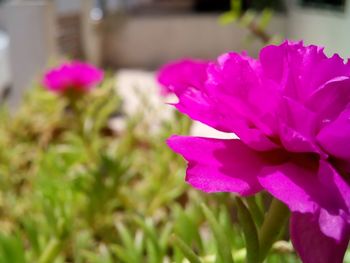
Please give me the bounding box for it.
[246,196,264,227]
[236,198,260,263]
[259,198,290,261]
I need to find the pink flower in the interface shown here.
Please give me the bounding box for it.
[43,61,104,94]
[157,59,209,96]
[158,41,350,263]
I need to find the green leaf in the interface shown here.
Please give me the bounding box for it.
[0,234,26,263]
[133,217,161,259]
[258,8,273,31]
[259,199,290,261]
[231,0,242,15]
[246,196,264,227]
[236,198,260,263]
[219,12,238,25]
[171,234,202,263]
[38,238,64,263]
[201,203,234,263]
[174,205,203,251]
[240,10,256,27]
[111,244,136,263]
[115,222,141,262]
[159,222,173,250]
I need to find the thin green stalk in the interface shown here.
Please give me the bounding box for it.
[171,234,202,263]
[259,198,290,261]
[256,193,266,213]
[38,238,63,263]
[201,203,234,263]
[246,196,264,227]
[236,198,260,263]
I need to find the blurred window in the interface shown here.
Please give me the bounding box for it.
[127,0,285,13]
[301,0,346,9]
[194,0,285,13]
[193,0,231,12]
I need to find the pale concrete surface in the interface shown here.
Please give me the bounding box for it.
[104,14,286,68]
[287,0,350,58]
[0,31,10,95]
[5,0,57,109]
[0,5,6,31]
[114,69,236,139]
[114,69,174,134]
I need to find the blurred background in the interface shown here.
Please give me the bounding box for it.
[1,1,350,262]
[0,0,349,108]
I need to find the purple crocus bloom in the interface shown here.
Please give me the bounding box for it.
[43,61,103,94]
[158,41,350,263]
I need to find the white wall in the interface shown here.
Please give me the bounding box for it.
[0,31,10,96]
[0,4,6,30]
[54,0,123,15]
[5,1,57,108]
[103,14,286,67]
[287,0,350,58]
[55,0,81,14]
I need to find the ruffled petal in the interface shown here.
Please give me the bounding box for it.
[260,41,350,101]
[259,159,319,214]
[258,160,350,240]
[175,89,279,151]
[159,57,279,151]
[157,59,237,133]
[277,97,326,156]
[161,41,350,263]
[204,53,280,150]
[166,136,278,195]
[317,107,350,161]
[291,212,350,263]
[157,59,209,96]
[306,77,350,128]
[206,52,280,135]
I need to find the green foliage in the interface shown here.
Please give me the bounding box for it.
[219,0,282,45]
[235,198,259,263]
[171,234,201,263]
[0,74,305,263]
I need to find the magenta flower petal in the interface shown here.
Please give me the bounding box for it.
[167,135,267,195]
[158,56,280,151]
[317,107,350,161]
[277,97,324,156]
[291,212,350,263]
[205,52,280,137]
[260,41,350,101]
[157,59,209,96]
[306,77,350,126]
[258,160,350,240]
[43,61,104,93]
[158,59,234,133]
[160,41,350,262]
[174,90,278,151]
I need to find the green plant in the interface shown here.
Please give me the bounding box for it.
[0,73,311,262]
[219,0,283,44]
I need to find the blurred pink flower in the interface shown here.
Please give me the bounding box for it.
[43,61,104,94]
[158,41,350,263]
[157,59,209,96]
